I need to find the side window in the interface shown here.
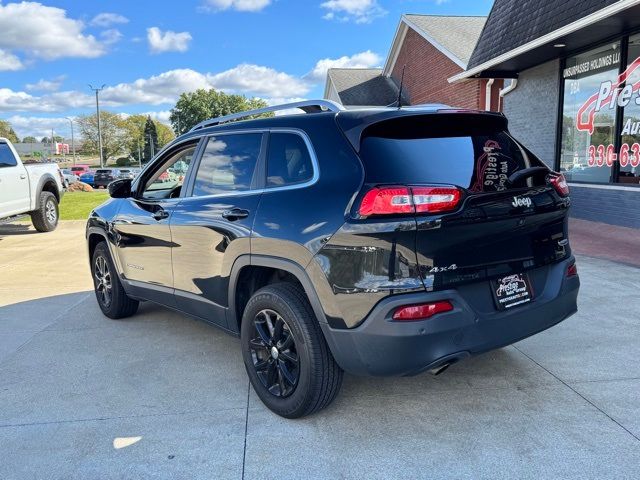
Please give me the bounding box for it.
[142,146,196,199]
[0,144,18,168]
[192,133,262,197]
[266,133,313,187]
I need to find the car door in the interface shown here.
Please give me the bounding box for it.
[111,139,202,306]
[170,131,266,329]
[0,143,30,217]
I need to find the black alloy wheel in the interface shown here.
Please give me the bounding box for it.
[249,309,300,397]
[94,254,113,308]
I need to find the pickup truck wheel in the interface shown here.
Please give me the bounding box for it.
[30,191,59,232]
[91,242,139,319]
[241,283,343,418]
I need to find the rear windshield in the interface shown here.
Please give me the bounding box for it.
[96,169,111,174]
[71,167,84,171]
[360,115,543,192]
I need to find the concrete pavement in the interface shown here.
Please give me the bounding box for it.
[1,221,639,479]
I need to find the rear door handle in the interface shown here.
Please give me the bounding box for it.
[222,208,249,221]
[152,209,169,221]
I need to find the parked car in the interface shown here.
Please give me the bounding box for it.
[93,168,121,189]
[79,171,95,187]
[118,169,135,180]
[86,100,580,418]
[70,164,91,177]
[61,169,78,188]
[0,138,64,232]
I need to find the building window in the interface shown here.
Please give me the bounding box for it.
[560,42,621,183]
[618,33,640,185]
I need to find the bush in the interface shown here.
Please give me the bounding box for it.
[115,157,130,166]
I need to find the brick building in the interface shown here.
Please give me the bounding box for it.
[324,14,503,111]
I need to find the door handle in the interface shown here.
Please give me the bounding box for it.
[222,208,249,221]
[152,209,169,221]
[19,174,26,179]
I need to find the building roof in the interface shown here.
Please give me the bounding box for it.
[326,68,402,107]
[450,0,640,82]
[404,14,487,65]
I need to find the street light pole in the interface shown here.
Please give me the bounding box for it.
[89,84,106,168]
[64,117,76,166]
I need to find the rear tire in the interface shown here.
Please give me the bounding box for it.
[241,283,343,418]
[30,191,58,232]
[91,242,139,319]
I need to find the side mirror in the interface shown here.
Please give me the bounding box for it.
[108,178,132,198]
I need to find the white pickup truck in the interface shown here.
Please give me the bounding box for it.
[0,138,64,232]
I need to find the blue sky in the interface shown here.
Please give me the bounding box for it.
[0,0,493,138]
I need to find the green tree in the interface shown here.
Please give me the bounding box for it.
[169,89,270,134]
[122,115,175,163]
[77,111,127,161]
[22,136,37,143]
[143,116,158,163]
[0,120,19,143]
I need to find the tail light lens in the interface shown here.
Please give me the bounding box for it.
[567,261,578,277]
[393,300,454,321]
[358,186,461,216]
[549,173,570,197]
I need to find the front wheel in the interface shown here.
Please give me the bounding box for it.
[91,242,139,319]
[241,283,343,418]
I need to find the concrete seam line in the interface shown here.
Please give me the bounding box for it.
[0,292,91,368]
[241,381,250,480]
[0,406,248,429]
[513,345,640,444]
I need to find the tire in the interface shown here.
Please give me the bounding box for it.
[241,283,343,418]
[30,191,59,232]
[91,242,139,319]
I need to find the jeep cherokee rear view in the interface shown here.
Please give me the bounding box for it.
[86,100,579,418]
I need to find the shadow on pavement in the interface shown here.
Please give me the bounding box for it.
[0,223,36,238]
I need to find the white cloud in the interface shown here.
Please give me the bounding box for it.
[0,48,23,71]
[320,0,387,23]
[25,76,66,92]
[6,115,75,139]
[90,12,129,27]
[305,50,382,82]
[202,0,271,12]
[0,2,105,60]
[101,29,123,45]
[208,64,309,97]
[141,110,172,124]
[147,27,192,53]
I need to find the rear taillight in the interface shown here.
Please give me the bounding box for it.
[567,261,578,277]
[393,301,454,321]
[358,186,461,216]
[412,187,461,213]
[549,173,570,197]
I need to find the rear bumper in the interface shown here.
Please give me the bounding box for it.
[320,257,579,376]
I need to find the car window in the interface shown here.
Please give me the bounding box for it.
[266,133,313,187]
[0,143,17,168]
[142,146,196,199]
[192,133,262,197]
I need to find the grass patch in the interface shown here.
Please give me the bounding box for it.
[59,191,110,221]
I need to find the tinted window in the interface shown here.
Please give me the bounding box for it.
[360,117,540,192]
[266,133,313,187]
[96,169,111,174]
[0,143,17,168]
[192,134,262,196]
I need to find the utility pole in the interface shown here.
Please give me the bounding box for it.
[51,128,55,159]
[148,133,155,158]
[89,84,106,168]
[138,140,142,168]
[65,117,76,166]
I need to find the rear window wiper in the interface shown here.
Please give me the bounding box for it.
[508,166,549,187]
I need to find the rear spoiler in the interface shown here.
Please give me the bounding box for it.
[336,109,508,153]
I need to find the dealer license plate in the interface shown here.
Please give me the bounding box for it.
[492,273,533,310]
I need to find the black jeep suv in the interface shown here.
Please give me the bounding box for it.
[86,100,579,418]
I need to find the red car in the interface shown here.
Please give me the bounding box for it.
[70,165,91,177]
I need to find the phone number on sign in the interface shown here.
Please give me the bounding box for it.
[587,144,640,167]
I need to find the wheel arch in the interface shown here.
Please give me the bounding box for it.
[35,173,61,208]
[228,255,329,334]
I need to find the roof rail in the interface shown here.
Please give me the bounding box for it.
[189,99,345,132]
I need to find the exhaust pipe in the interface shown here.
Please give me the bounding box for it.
[428,363,451,376]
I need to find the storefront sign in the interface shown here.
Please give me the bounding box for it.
[576,56,640,134]
[563,51,621,79]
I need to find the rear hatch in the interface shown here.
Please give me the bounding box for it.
[352,112,571,297]
[94,169,113,181]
